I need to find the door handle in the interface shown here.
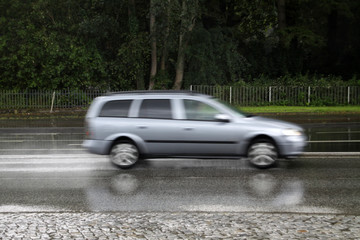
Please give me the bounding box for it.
[137,126,148,129]
[183,127,194,131]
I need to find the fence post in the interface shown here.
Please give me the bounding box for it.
[190,85,193,91]
[229,87,232,104]
[308,86,311,105]
[269,87,272,103]
[348,86,350,104]
[50,91,56,113]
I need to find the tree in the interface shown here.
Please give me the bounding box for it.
[277,0,286,45]
[148,0,157,90]
[160,0,171,72]
[173,0,198,90]
[0,0,359,90]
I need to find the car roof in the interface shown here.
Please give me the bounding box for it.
[104,90,211,98]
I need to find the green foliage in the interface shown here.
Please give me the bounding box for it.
[0,0,360,90]
[0,0,111,90]
[241,106,360,113]
[185,27,250,87]
[152,71,173,90]
[116,32,150,90]
[55,90,95,108]
[251,74,351,87]
[348,75,360,86]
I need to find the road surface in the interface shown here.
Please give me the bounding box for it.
[0,122,359,239]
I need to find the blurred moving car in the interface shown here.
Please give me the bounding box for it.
[83,91,307,169]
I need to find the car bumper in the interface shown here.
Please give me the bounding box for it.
[278,135,307,158]
[82,139,111,155]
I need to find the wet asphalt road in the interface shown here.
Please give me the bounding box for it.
[0,119,360,154]
[0,124,360,154]
[0,156,360,215]
[0,117,359,215]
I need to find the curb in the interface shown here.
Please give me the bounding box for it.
[301,152,360,157]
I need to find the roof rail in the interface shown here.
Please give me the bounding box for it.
[105,90,204,96]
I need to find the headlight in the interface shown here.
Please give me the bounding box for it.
[282,129,302,136]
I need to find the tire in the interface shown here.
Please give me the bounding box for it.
[109,140,140,169]
[248,139,278,169]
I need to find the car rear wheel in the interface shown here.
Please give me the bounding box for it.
[248,140,277,169]
[110,141,139,169]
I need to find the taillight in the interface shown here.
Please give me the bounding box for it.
[84,120,92,139]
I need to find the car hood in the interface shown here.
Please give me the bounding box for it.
[244,116,304,131]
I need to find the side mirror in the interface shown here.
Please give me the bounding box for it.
[214,114,231,123]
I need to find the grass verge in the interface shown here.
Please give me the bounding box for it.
[240,106,360,114]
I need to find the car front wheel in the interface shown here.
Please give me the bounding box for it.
[110,141,139,169]
[248,140,277,169]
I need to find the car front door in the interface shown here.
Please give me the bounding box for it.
[173,99,241,156]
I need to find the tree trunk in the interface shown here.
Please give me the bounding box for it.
[173,0,197,90]
[277,0,286,30]
[148,0,157,90]
[160,0,171,72]
[277,0,286,45]
[128,0,137,33]
[128,0,145,90]
[173,33,186,90]
[326,9,338,70]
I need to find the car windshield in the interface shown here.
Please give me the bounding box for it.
[215,99,253,118]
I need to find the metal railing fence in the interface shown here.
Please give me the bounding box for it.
[0,86,359,110]
[0,90,107,110]
[190,85,360,106]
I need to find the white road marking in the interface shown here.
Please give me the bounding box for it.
[307,140,360,143]
[0,149,83,151]
[0,140,82,142]
[1,133,84,136]
[2,139,360,143]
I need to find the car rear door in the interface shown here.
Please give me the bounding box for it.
[131,98,181,155]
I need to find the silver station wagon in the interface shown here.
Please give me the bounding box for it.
[83,91,307,169]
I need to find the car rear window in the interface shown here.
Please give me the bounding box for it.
[99,100,132,117]
[138,99,172,119]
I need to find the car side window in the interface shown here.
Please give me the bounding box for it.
[138,99,172,119]
[184,99,220,121]
[99,100,132,117]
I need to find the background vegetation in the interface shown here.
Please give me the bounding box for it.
[1,0,360,91]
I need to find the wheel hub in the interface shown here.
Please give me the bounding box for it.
[111,143,139,166]
[248,142,277,167]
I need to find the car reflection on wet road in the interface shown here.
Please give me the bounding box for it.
[85,171,306,213]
